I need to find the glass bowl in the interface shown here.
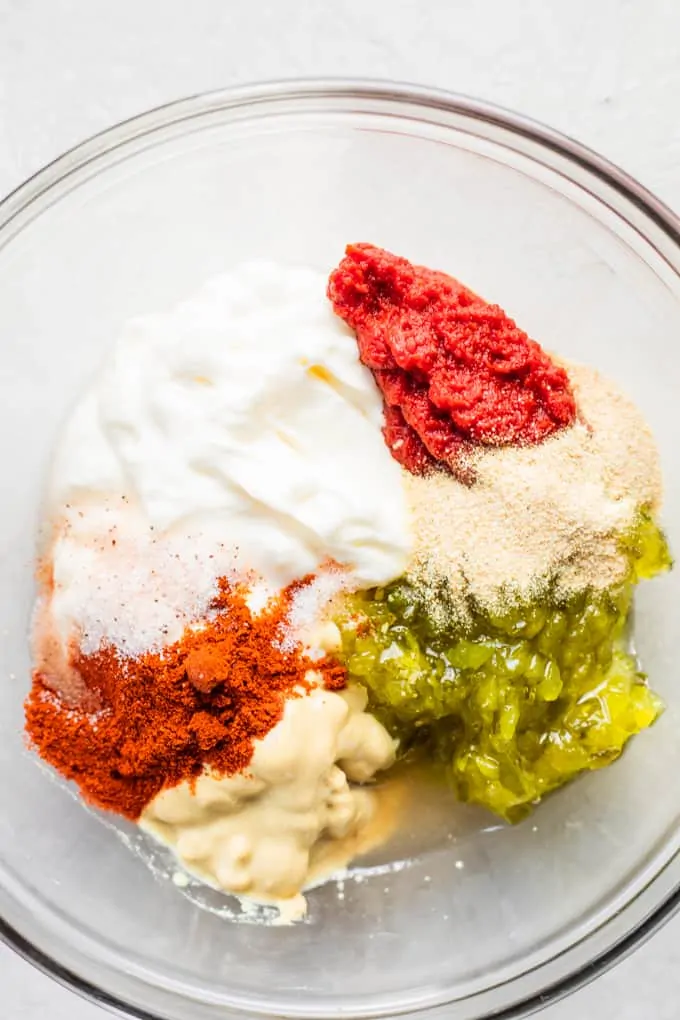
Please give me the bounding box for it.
[1,79,680,1020]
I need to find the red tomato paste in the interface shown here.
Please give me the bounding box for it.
[328,244,576,477]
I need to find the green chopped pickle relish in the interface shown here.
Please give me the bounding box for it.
[335,513,671,822]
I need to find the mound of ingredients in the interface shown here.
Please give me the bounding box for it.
[26,245,670,919]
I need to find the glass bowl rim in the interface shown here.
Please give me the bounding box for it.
[1,76,679,1020]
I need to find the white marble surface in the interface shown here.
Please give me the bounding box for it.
[1,1,680,1017]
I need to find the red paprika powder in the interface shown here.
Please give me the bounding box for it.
[328,244,577,477]
[25,578,346,820]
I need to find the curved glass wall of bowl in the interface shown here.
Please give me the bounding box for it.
[0,81,679,1020]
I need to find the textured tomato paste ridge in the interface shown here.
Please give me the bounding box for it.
[328,243,577,478]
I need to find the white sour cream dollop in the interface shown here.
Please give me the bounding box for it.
[44,262,410,656]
